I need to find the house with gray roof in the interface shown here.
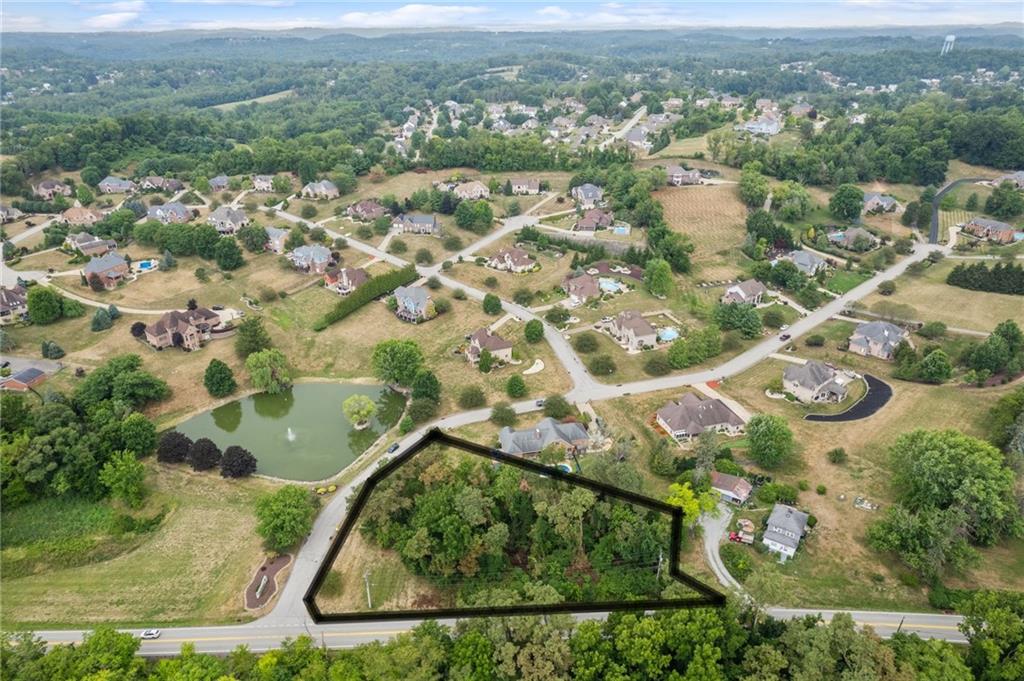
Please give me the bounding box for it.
[98,176,137,194]
[287,244,333,274]
[0,204,24,223]
[848,321,909,361]
[783,360,848,404]
[762,503,809,561]
[828,226,878,251]
[666,165,702,186]
[498,417,589,457]
[33,179,72,201]
[609,310,657,352]
[571,183,604,209]
[393,285,435,323]
[252,175,275,192]
[301,179,340,200]
[510,178,541,195]
[963,217,1017,245]
[147,202,191,224]
[0,285,28,324]
[209,175,229,192]
[721,279,767,306]
[82,252,129,290]
[656,393,745,442]
[863,192,900,213]
[392,213,440,236]
[777,249,827,276]
[65,231,116,257]
[207,206,249,235]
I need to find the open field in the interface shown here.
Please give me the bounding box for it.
[654,183,749,282]
[347,169,574,206]
[447,235,576,300]
[858,259,1023,331]
[210,89,295,112]
[1,463,277,628]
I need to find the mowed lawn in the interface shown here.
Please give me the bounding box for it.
[446,236,576,300]
[654,183,749,282]
[859,259,1023,331]
[1,464,277,628]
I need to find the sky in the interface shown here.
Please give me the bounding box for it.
[2,1,1021,33]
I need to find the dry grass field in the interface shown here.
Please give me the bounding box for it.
[654,183,749,282]
[446,235,576,299]
[210,89,295,112]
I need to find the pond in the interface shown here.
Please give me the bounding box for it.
[174,382,406,481]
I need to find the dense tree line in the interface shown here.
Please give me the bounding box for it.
[946,262,1024,296]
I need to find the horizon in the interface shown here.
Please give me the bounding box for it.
[3,1,1023,34]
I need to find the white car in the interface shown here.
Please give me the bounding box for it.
[140,629,161,640]
[780,324,790,331]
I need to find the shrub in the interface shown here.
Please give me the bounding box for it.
[826,447,847,464]
[156,432,192,464]
[506,374,527,398]
[398,416,415,435]
[573,332,599,353]
[644,354,672,376]
[443,235,463,251]
[91,308,113,332]
[797,479,810,491]
[389,238,407,254]
[756,482,798,505]
[483,276,498,289]
[816,484,827,495]
[434,298,452,314]
[221,446,257,478]
[917,321,947,339]
[407,397,439,423]
[762,308,785,328]
[425,275,442,290]
[203,359,237,398]
[458,386,487,409]
[542,394,572,419]
[130,321,147,338]
[41,340,65,359]
[720,543,753,583]
[805,334,825,347]
[512,288,534,305]
[490,401,518,427]
[524,319,544,343]
[452,288,467,300]
[414,248,434,264]
[482,293,502,315]
[188,437,222,472]
[587,354,616,376]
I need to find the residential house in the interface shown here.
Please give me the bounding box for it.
[574,208,614,232]
[252,175,275,192]
[82,252,129,290]
[0,204,23,222]
[510,178,541,195]
[848,321,910,360]
[288,244,333,274]
[301,179,340,200]
[721,279,767,305]
[264,226,288,254]
[498,417,589,456]
[571,183,604,209]
[710,471,752,505]
[719,95,742,108]
[146,202,191,224]
[783,360,849,404]
[790,103,815,118]
[65,232,116,257]
[663,97,685,111]
[1,367,48,392]
[740,114,782,136]
[624,127,651,152]
[0,285,28,324]
[393,213,440,235]
[33,179,72,200]
[324,267,369,295]
[207,206,249,235]
[491,118,513,133]
[993,170,1024,189]
[62,206,106,227]
[584,114,611,130]
[666,165,702,186]
[862,192,900,213]
[609,310,657,351]
[141,176,183,192]
[466,328,514,364]
[762,503,809,562]
[144,308,221,351]
[777,250,827,276]
[454,180,490,201]
[562,272,600,306]
[393,285,435,323]
[755,98,777,112]
[963,217,1017,245]
[487,247,535,273]
[209,175,229,192]
[655,393,745,442]
[347,199,388,222]
[828,226,878,251]
[98,176,137,194]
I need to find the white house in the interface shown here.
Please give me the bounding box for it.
[762,504,809,562]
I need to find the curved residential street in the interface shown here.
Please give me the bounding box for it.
[27,207,964,654]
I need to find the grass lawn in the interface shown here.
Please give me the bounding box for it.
[347,169,573,206]
[12,248,82,273]
[1,463,277,628]
[389,233,451,266]
[210,89,295,112]
[825,269,872,294]
[858,259,1022,331]
[654,183,749,283]
[447,236,576,301]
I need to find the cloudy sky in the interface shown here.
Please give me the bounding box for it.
[3,1,1020,33]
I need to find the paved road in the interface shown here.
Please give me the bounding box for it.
[599,105,647,150]
[930,177,985,244]
[699,502,746,595]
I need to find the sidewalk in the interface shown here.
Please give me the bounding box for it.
[694,382,752,423]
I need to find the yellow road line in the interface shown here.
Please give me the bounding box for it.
[855,621,961,631]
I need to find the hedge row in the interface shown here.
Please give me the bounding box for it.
[313,265,419,331]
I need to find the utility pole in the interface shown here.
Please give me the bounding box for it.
[656,549,664,581]
[364,571,372,609]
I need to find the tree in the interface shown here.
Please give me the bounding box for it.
[714,302,762,339]
[220,445,257,478]
[271,175,292,194]
[964,192,980,211]
[40,340,64,359]
[255,485,318,552]
[762,308,785,328]
[666,482,717,527]
[407,397,439,423]
[60,297,85,318]
[901,201,920,226]
[458,386,486,409]
[482,293,502,315]
[543,394,572,419]
[644,353,672,376]
[524,319,544,343]
[237,224,269,252]
[916,349,953,384]
[960,590,1024,681]
[193,224,221,260]
[90,307,113,332]
[490,401,518,426]
[415,248,434,264]
[27,287,62,325]
[478,348,494,373]
[157,431,192,464]
[203,359,237,398]
[878,280,896,296]
[411,369,441,403]
[300,204,317,219]
[371,339,424,386]
[342,394,378,429]
[573,332,599,353]
[246,348,291,394]
[739,162,770,208]
[188,437,222,471]
[643,258,673,297]
[829,184,865,220]
[506,374,527,398]
[107,305,121,320]
[75,184,94,207]
[984,181,1024,220]
[588,354,616,376]
[214,237,244,270]
[99,450,147,508]
[120,412,156,457]
[746,414,795,468]
[235,317,273,359]
[285,225,306,250]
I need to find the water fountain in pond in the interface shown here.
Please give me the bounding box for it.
[286,427,296,442]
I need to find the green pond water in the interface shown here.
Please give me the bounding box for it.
[174,383,406,481]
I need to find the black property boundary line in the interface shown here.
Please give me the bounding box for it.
[303,428,726,622]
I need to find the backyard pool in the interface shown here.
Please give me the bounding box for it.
[657,327,680,342]
[599,277,625,293]
[135,259,158,273]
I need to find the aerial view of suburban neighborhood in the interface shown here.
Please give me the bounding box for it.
[1,1,1023,678]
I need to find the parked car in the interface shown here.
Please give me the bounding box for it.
[140,629,161,640]
[779,333,791,341]
[387,443,400,454]
[535,399,546,407]
[212,305,224,311]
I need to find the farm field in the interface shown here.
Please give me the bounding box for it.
[654,183,749,283]
[209,89,296,111]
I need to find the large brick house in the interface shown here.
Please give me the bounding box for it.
[144,308,221,351]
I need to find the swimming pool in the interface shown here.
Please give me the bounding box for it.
[658,327,679,342]
[137,259,158,272]
[599,277,625,293]
[613,225,631,236]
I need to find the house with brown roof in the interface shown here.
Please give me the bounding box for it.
[562,272,600,306]
[62,206,106,227]
[301,179,340,200]
[510,178,541,195]
[82,252,129,290]
[347,199,388,222]
[252,175,275,192]
[721,279,767,305]
[65,232,117,257]
[574,209,614,232]
[609,310,657,351]
[33,179,72,201]
[655,393,745,442]
[0,285,28,324]
[848,321,910,360]
[487,247,535,273]
[207,206,249,235]
[466,328,513,364]
[144,308,221,351]
[453,180,490,201]
[963,217,1017,245]
[324,267,369,295]
[710,471,752,505]
[141,176,184,192]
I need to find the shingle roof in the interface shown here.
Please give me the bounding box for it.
[499,418,588,455]
[83,252,127,275]
[783,360,837,391]
[615,310,656,336]
[656,393,744,435]
[763,504,809,551]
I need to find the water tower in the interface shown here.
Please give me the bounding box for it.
[940,34,956,55]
